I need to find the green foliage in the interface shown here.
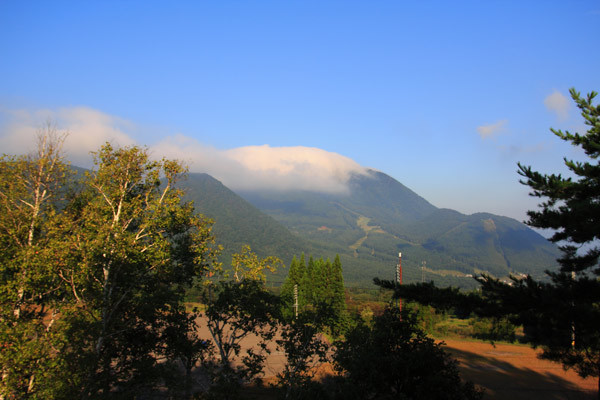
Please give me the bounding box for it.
[280,255,307,320]
[237,171,559,286]
[375,280,486,318]
[55,143,219,397]
[275,309,330,400]
[470,316,516,343]
[403,301,446,335]
[509,88,600,388]
[229,244,284,283]
[281,254,348,335]
[183,173,308,269]
[0,125,74,399]
[333,306,483,400]
[201,279,281,399]
[0,138,219,398]
[378,89,600,395]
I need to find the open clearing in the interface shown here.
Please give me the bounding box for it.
[442,339,596,399]
[195,315,597,399]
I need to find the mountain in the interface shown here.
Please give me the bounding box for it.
[70,164,559,288]
[234,169,560,287]
[182,173,310,279]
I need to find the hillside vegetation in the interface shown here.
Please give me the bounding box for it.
[179,170,559,288]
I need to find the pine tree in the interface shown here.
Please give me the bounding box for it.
[311,258,329,307]
[331,254,347,332]
[380,89,600,398]
[301,256,316,308]
[513,88,600,396]
[281,253,347,334]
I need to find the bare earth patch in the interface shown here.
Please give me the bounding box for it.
[442,339,596,400]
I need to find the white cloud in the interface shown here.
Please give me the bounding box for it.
[544,90,570,120]
[477,119,508,139]
[152,136,370,194]
[0,106,136,167]
[1,106,370,194]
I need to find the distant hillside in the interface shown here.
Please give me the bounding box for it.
[181,173,309,277]
[72,165,558,288]
[235,169,560,287]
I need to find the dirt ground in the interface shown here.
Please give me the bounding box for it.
[441,339,597,400]
[195,316,598,399]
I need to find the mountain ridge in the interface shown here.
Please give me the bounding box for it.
[233,169,559,286]
[174,168,559,288]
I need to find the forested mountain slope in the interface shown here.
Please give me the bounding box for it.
[182,173,310,274]
[235,169,559,285]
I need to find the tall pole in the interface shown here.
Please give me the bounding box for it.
[293,284,298,319]
[396,252,402,312]
[571,271,576,348]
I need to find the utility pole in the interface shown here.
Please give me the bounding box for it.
[293,284,298,319]
[421,261,426,283]
[396,252,402,312]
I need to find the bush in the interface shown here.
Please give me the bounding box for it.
[471,317,516,343]
[333,306,483,400]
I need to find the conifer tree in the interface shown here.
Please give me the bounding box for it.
[311,258,329,308]
[331,254,347,331]
[281,253,347,333]
[380,88,600,398]
[301,256,316,307]
[512,88,600,397]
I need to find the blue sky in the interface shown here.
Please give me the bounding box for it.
[1,1,599,222]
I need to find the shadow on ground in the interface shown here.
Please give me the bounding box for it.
[446,346,595,400]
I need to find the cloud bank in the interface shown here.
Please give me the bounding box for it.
[544,90,570,120]
[154,135,369,193]
[0,106,369,194]
[0,107,136,167]
[477,119,507,139]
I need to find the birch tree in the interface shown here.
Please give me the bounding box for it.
[0,123,70,399]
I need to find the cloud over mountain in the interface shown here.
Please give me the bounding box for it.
[0,106,369,194]
[155,135,369,194]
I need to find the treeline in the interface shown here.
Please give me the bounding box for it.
[280,254,346,334]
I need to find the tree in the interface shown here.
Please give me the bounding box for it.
[54,143,219,397]
[281,254,347,334]
[230,244,284,283]
[0,123,72,399]
[513,88,600,396]
[201,279,280,399]
[275,309,330,400]
[333,306,483,400]
[382,88,600,398]
[280,255,304,320]
[329,254,347,334]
